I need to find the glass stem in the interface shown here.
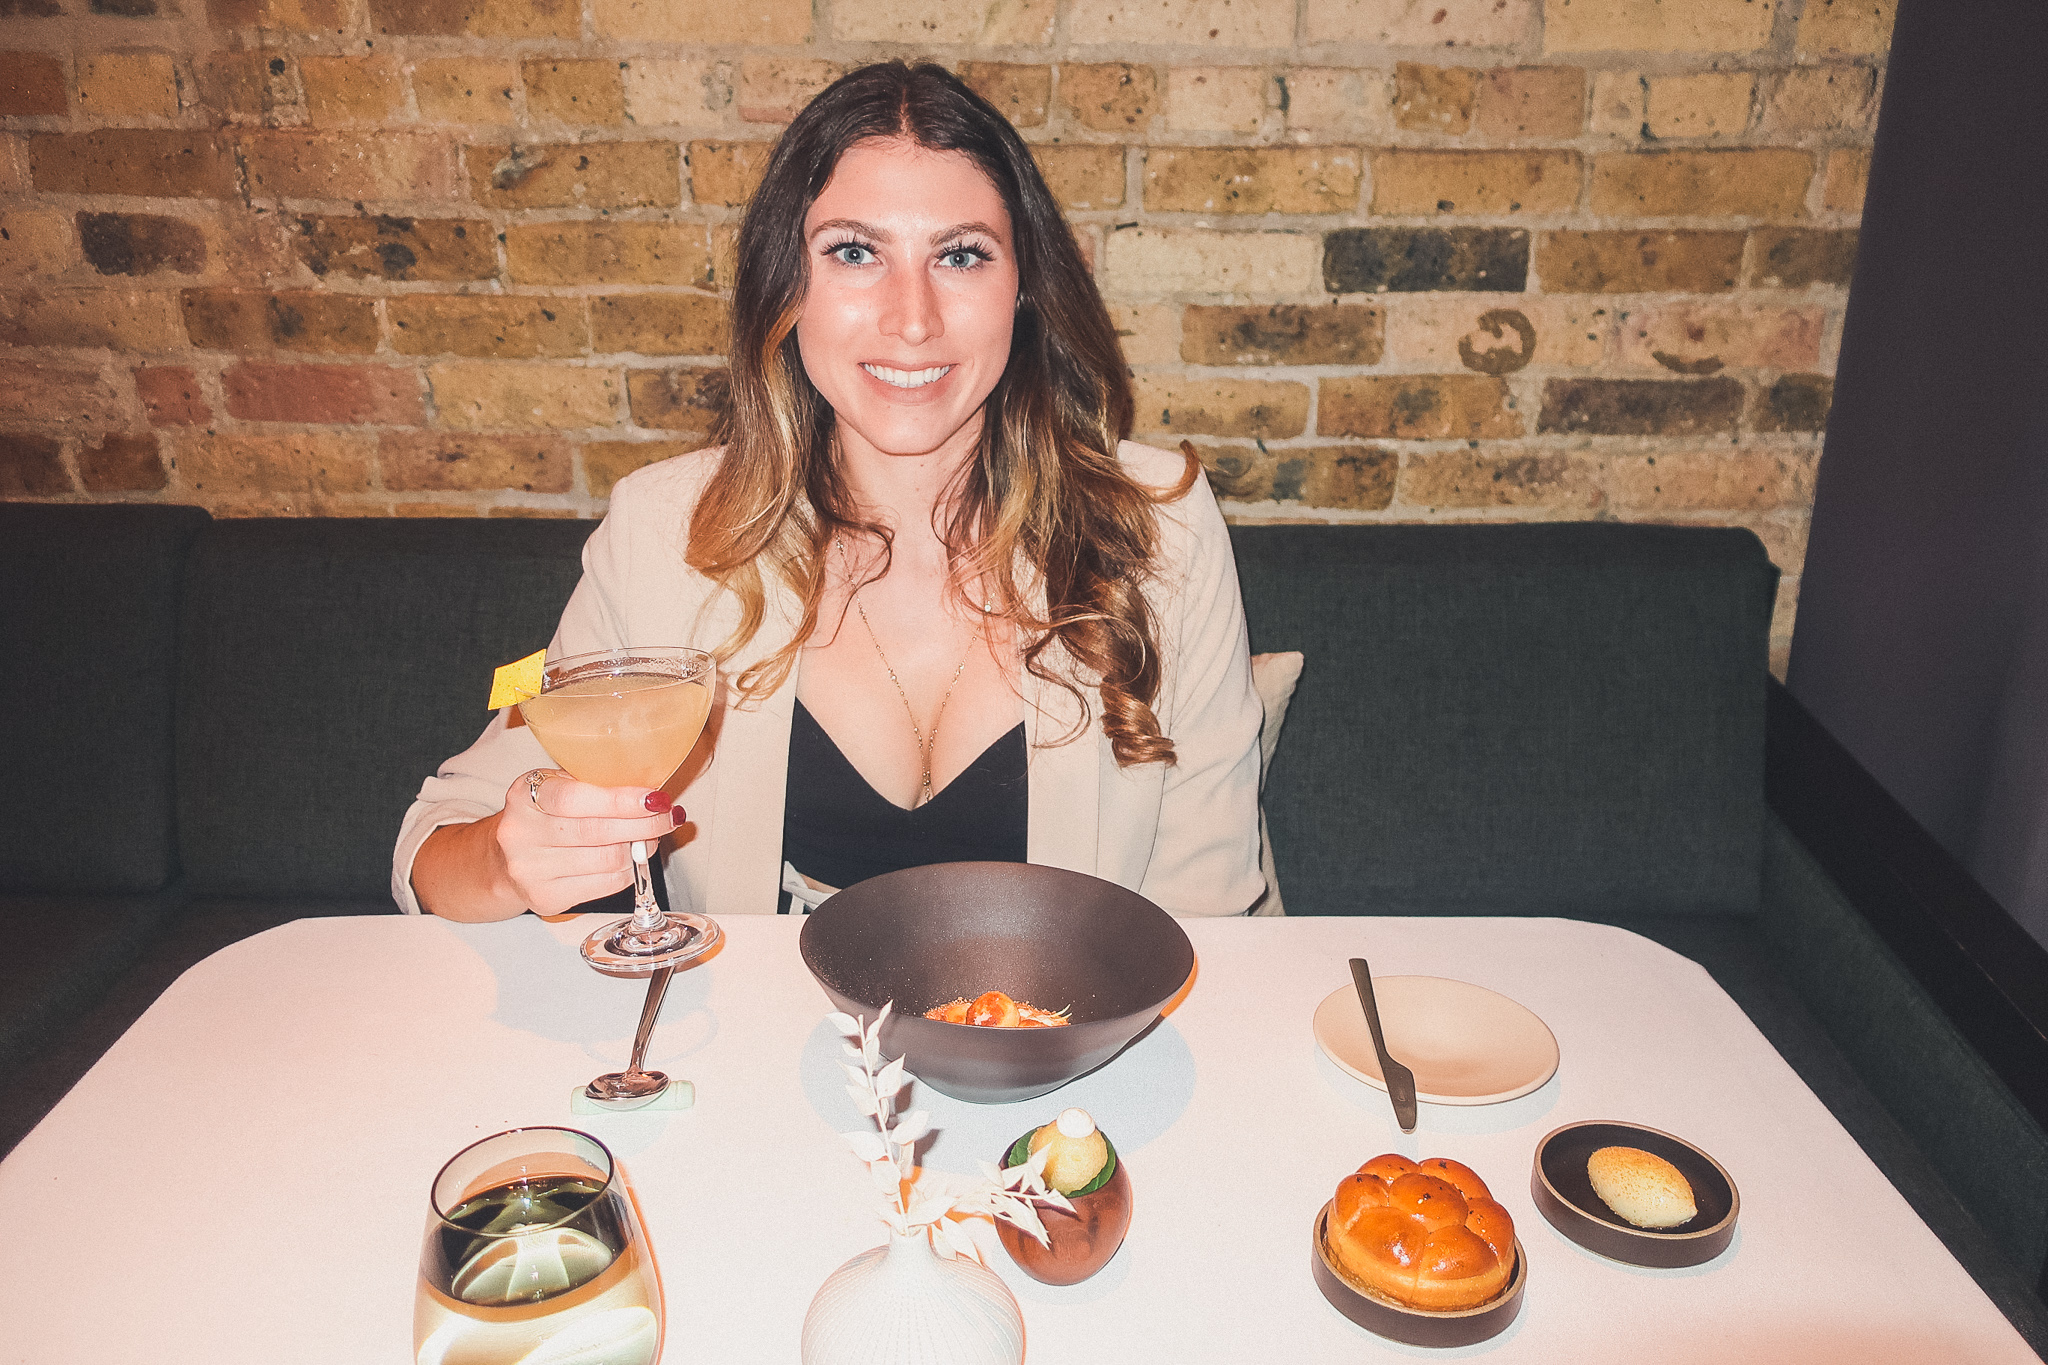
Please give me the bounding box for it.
[628,841,662,931]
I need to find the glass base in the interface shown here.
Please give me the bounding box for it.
[580,911,722,976]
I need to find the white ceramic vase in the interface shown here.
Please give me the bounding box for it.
[801,1230,1026,1365]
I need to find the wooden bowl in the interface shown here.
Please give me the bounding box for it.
[1530,1120,1739,1268]
[1310,1202,1527,1347]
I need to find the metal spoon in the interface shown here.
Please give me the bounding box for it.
[584,965,674,1111]
[1350,957,1418,1133]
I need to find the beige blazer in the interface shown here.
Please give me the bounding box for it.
[392,441,1266,918]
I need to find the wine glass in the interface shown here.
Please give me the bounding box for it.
[519,646,722,975]
[414,1126,661,1365]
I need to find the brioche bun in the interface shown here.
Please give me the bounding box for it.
[1586,1146,1697,1229]
[1327,1155,1516,1312]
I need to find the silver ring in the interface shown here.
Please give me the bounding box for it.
[524,769,556,812]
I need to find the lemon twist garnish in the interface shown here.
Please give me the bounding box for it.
[487,649,546,710]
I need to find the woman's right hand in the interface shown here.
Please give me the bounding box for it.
[494,770,686,915]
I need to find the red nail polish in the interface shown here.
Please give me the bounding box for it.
[671,807,688,827]
[643,790,673,813]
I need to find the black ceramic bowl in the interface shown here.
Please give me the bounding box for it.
[798,862,1195,1104]
[1531,1120,1739,1268]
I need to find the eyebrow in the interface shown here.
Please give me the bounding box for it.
[808,218,1007,245]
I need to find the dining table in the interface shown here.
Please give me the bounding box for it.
[0,912,2035,1363]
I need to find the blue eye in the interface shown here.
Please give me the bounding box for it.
[939,245,992,269]
[828,242,874,265]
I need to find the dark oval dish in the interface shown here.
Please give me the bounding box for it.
[1310,1203,1527,1348]
[1530,1120,1739,1269]
[798,862,1195,1105]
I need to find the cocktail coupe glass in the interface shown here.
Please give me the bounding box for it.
[519,646,721,1104]
[414,1126,661,1365]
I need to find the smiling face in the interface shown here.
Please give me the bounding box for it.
[795,138,1020,470]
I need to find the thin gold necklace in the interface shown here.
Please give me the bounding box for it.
[837,536,987,809]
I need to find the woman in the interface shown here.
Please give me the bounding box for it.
[396,62,1264,921]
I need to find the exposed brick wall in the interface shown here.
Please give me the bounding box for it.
[0,0,1894,667]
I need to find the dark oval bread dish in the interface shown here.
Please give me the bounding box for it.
[1530,1120,1739,1268]
[798,862,1195,1104]
[1310,1203,1527,1348]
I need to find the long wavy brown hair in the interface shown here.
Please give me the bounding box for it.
[689,61,1196,766]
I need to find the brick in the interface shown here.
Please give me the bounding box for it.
[1385,296,1610,370]
[1400,450,1593,509]
[584,438,690,495]
[1108,303,1178,365]
[964,64,1049,129]
[195,51,301,123]
[1822,149,1868,214]
[1069,0,1293,46]
[293,214,496,282]
[685,141,769,208]
[1543,0,1774,52]
[1798,0,1895,54]
[0,0,61,13]
[593,0,810,43]
[1,210,74,281]
[77,52,180,119]
[1282,69,1390,137]
[1475,67,1584,138]
[1181,303,1383,366]
[1605,449,1814,511]
[1034,145,1124,210]
[1644,72,1754,139]
[1588,70,1643,136]
[472,141,680,210]
[1538,376,1742,435]
[367,0,577,38]
[1394,63,1476,134]
[32,131,233,198]
[77,211,206,276]
[241,132,459,202]
[0,360,115,425]
[1,288,185,350]
[1101,227,1321,297]
[1370,151,1581,216]
[1536,229,1742,292]
[225,362,423,424]
[622,60,721,129]
[0,434,70,495]
[1324,227,1528,294]
[77,431,165,490]
[505,220,711,286]
[1320,375,1520,439]
[208,0,345,30]
[1305,0,1535,45]
[626,366,727,430]
[1750,227,1857,288]
[183,288,378,353]
[1167,67,1269,134]
[431,363,617,429]
[1590,151,1812,218]
[381,431,571,492]
[1146,147,1360,215]
[1620,303,1824,373]
[134,364,209,424]
[525,59,625,127]
[179,431,377,495]
[1752,373,1832,432]
[1131,375,1308,438]
[91,0,163,14]
[1059,64,1156,134]
[735,60,841,125]
[300,56,402,127]
[388,295,587,359]
[589,294,728,356]
[411,58,518,125]
[1763,64,1878,136]
[1203,443,1395,509]
[833,0,1051,41]
[0,53,66,116]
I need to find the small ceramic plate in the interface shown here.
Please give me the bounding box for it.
[1530,1120,1738,1269]
[1312,977,1559,1106]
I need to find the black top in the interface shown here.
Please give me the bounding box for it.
[781,699,1028,910]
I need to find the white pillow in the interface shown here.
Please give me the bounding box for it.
[1249,651,1304,917]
